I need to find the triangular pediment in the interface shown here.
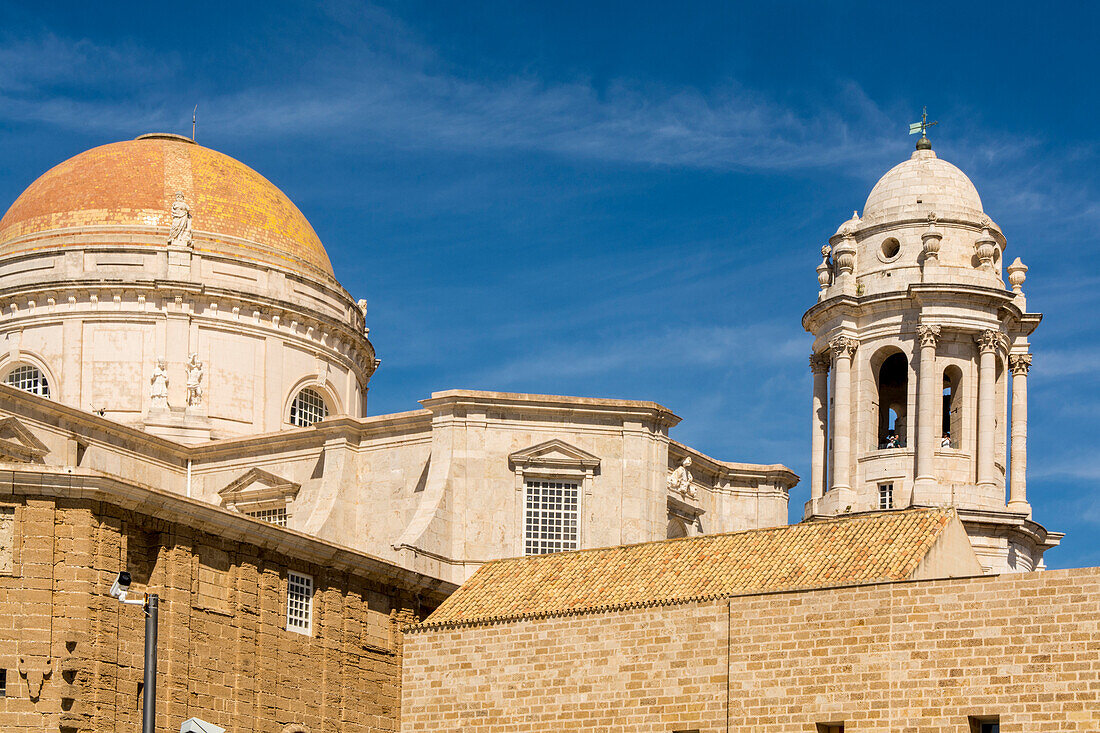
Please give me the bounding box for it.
[0,417,49,464]
[218,468,301,510]
[509,439,601,470]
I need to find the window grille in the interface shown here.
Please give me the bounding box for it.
[289,387,328,427]
[246,507,288,526]
[286,571,314,635]
[524,480,579,555]
[878,483,894,510]
[4,364,49,397]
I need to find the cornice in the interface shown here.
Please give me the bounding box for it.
[0,463,456,601]
[668,440,799,488]
[0,278,376,375]
[420,389,682,428]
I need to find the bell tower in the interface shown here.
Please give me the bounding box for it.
[802,127,1062,572]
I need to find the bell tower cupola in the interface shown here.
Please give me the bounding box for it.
[802,123,1062,573]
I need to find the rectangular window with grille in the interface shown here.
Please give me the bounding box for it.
[245,507,288,526]
[878,483,894,510]
[524,480,579,555]
[286,571,314,635]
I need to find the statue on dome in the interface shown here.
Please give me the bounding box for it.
[168,192,193,248]
[667,457,695,499]
[186,353,204,408]
[150,358,169,410]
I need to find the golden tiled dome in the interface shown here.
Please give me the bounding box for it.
[0,134,334,279]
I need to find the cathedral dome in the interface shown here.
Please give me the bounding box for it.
[0,134,334,280]
[862,148,985,224]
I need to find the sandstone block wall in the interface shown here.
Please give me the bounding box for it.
[403,568,1100,732]
[0,492,436,733]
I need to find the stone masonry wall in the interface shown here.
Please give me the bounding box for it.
[403,567,1100,732]
[0,492,434,733]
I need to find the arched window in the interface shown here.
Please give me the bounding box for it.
[942,366,963,448]
[4,364,50,398]
[289,387,328,427]
[876,352,908,448]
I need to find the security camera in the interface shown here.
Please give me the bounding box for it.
[110,571,132,599]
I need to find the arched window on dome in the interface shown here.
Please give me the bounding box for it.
[4,364,50,398]
[289,387,329,428]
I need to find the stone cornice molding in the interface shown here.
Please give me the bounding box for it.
[0,464,457,600]
[218,467,301,510]
[0,279,377,376]
[668,440,798,489]
[420,390,682,429]
[916,324,941,348]
[829,335,858,360]
[809,353,831,374]
[0,416,50,463]
[509,439,602,472]
[1009,353,1032,375]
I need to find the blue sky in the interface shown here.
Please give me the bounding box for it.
[1,1,1097,567]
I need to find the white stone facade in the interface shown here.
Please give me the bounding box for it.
[0,136,797,584]
[804,142,1061,572]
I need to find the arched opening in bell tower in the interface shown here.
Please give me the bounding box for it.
[942,366,963,448]
[874,351,909,449]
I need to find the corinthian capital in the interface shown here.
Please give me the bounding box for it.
[809,353,832,374]
[829,335,858,360]
[917,324,941,348]
[975,329,1002,354]
[1009,353,1032,375]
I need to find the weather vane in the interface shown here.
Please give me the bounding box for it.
[909,106,937,149]
[192,105,198,141]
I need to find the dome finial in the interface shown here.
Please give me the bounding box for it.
[909,106,938,150]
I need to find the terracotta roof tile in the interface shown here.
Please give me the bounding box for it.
[421,508,955,628]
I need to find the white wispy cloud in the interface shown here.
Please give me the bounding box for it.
[0,24,901,174]
[475,322,805,386]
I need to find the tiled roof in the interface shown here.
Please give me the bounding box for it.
[0,135,334,279]
[421,508,956,628]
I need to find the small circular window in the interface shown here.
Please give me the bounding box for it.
[879,237,901,262]
[4,364,50,398]
[289,387,329,427]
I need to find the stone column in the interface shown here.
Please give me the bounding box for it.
[915,325,941,492]
[976,330,1000,489]
[829,336,858,493]
[809,353,831,501]
[1008,353,1032,512]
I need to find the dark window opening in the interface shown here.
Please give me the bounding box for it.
[969,717,999,733]
[817,724,844,733]
[0,668,6,697]
[877,352,908,448]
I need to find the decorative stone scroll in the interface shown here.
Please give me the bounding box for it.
[829,335,858,360]
[975,329,1002,354]
[809,353,831,374]
[917,324,941,348]
[1009,353,1032,376]
[168,192,193,249]
[666,457,695,500]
